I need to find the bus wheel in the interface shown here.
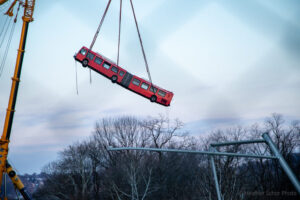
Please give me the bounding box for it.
[150,95,157,102]
[82,59,88,67]
[111,75,118,83]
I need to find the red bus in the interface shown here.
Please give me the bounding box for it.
[74,46,174,106]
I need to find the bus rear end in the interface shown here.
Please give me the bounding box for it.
[156,89,173,106]
[161,91,174,106]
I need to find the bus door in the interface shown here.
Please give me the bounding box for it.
[121,72,133,88]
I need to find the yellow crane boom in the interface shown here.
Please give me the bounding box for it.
[0,0,35,199]
[0,0,8,5]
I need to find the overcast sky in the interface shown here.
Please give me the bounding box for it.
[0,0,299,173]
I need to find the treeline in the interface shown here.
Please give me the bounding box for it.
[33,114,300,200]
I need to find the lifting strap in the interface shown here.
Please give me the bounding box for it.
[89,0,111,84]
[89,0,154,89]
[90,0,112,50]
[74,60,79,95]
[117,0,122,66]
[129,0,153,86]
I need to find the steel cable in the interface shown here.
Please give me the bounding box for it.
[0,21,15,78]
[0,0,11,13]
[0,15,9,40]
[0,2,19,78]
[0,16,12,48]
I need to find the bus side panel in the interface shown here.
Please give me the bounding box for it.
[75,54,84,62]
[89,61,98,71]
[120,72,133,88]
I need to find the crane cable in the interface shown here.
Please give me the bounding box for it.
[0,15,9,40]
[0,2,19,78]
[0,0,11,13]
[0,15,12,48]
[129,0,153,87]
[0,22,15,77]
[7,159,21,200]
[0,0,13,43]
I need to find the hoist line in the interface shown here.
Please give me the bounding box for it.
[0,19,15,78]
[4,173,7,199]
[129,0,153,87]
[14,188,20,200]
[0,2,19,78]
[14,1,21,22]
[0,15,9,40]
[0,15,12,49]
[0,0,11,12]
[90,0,112,50]
[117,0,122,66]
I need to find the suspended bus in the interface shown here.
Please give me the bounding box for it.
[74,46,174,106]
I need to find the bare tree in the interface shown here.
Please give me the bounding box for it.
[199,127,249,200]
[246,113,300,197]
[34,142,96,200]
[93,116,156,200]
[33,114,300,200]
[141,115,186,149]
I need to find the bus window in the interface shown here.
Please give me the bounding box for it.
[103,62,111,69]
[158,90,166,97]
[132,78,141,86]
[119,71,125,76]
[95,57,103,65]
[87,52,94,60]
[150,86,158,93]
[111,66,119,73]
[141,82,149,90]
[80,48,87,55]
